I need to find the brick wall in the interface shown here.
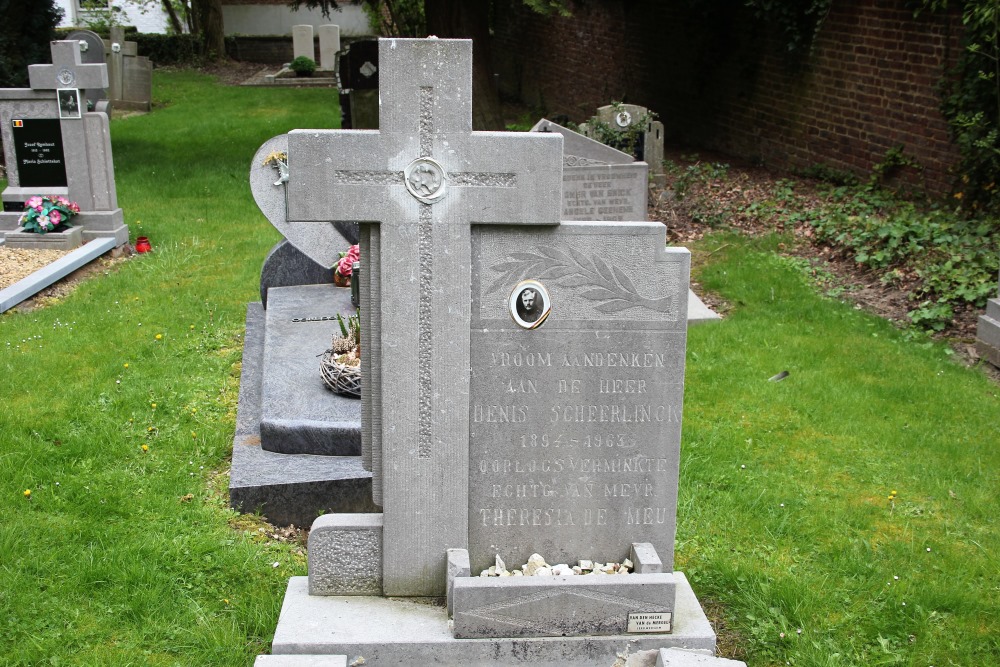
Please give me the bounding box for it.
[494,0,963,195]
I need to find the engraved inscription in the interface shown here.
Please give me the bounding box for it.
[468,330,684,572]
[563,169,643,221]
[627,612,671,633]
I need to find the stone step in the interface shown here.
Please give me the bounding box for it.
[977,309,1000,349]
[270,574,715,666]
[0,237,116,313]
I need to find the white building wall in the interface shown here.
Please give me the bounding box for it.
[223,4,370,36]
[56,0,171,34]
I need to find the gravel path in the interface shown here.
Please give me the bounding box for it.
[0,246,72,290]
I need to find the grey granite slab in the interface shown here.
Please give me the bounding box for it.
[270,573,715,666]
[260,285,361,456]
[259,240,335,309]
[531,118,635,164]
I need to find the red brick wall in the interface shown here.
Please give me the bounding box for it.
[493,0,963,195]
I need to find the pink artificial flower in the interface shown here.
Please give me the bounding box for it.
[38,216,50,228]
[26,196,42,208]
[338,256,354,276]
[57,196,70,207]
[50,210,62,224]
[69,202,80,213]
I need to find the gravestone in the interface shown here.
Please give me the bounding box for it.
[976,268,1000,368]
[254,38,717,664]
[65,29,110,113]
[105,27,152,113]
[336,39,378,130]
[292,25,314,61]
[0,40,128,249]
[581,104,666,188]
[318,24,341,70]
[531,118,648,221]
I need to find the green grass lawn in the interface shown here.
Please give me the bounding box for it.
[1,70,998,666]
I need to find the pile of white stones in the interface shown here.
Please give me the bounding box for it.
[479,553,633,578]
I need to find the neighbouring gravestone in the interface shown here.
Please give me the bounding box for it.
[0,40,128,250]
[318,24,341,70]
[581,104,666,188]
[105,27,152,113]
[531,117,648,221]
[336,39,378,130]
[65,29,110,113]
[293,25,315,62]
[254,38,716,664]
[976,269,1000,368]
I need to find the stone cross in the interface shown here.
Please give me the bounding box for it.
[284,38,563,596]
[29,40,109,93]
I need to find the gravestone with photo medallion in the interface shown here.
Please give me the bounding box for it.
[581,104,666,188]
[0,40,128,250]
[250,37,717,665]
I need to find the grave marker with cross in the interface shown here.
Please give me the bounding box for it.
[0,40,126,246]
[255,38,563,596]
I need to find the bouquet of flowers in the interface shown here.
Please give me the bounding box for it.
[19,196,80,234]
[337,244,360,278]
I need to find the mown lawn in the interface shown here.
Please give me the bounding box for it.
[0,69,997,667]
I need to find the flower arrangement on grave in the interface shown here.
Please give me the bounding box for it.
[19,196,80,234]
[334,243,359,287]
[320,311,362,397]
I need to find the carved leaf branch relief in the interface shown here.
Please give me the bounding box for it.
[485,246,674,314]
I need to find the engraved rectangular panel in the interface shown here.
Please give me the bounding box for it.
[562,163,648,222]
[628,612,672,633]
[469,222,689,576]
[452,572,676,639]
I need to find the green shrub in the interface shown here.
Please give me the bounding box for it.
[0,0,62,88]
[290,56,317,75]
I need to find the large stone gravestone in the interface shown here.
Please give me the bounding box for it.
[581,104,666,188]
[531,117,648,221]
[0,40,128,249]
[105,27,152,113]
[256,38,716,665]
[976,268,1000,368]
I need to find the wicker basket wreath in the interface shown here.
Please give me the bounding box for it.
[320,333,361,398]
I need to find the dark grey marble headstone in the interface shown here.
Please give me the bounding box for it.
[260,240,334,308]
[259,284,361,455]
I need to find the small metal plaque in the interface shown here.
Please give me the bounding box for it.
[627,612,672,633]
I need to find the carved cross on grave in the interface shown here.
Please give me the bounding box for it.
[284,38,563,596]
[29,41,109,94]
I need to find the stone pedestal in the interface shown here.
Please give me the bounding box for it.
[271,574,715,666]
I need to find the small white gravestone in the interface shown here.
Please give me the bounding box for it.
[292,25,315,62]
[317,24,341,70]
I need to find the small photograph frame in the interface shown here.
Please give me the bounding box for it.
[509,280,551,329]
[58,88,82,119]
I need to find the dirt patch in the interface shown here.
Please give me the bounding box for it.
[0,246,73,289]
[650,147,999,382]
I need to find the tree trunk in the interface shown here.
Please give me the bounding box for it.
[194,0,225,59]
[424,0,505,130]
[161,0,183,34]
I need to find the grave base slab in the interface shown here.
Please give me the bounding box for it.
[5,225,83,250]
[271,573,715,666]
